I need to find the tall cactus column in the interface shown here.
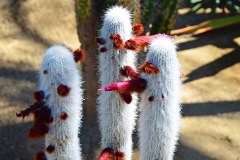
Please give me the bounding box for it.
[17,45,85,160]
[139,37,181,160]
[96,6,138,160]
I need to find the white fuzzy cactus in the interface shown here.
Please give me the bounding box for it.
[99,36,181,160]
[17,45,85,160]
[139,37,181,160]
[96,6,138,160]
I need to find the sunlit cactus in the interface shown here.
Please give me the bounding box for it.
[99,36,181,160]
[75,0,180,124]
[16,45,85,160]
[139,37,181,160]
[96,6,138,160]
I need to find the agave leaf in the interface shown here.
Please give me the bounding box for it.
[210,0,220,18]
[191,3,203,11]
[141,0,155,25]
[190,0,202,3]
[227,0,237,14]
[188,0,240,16]
[160,0,174,11]
[171,15,240,35]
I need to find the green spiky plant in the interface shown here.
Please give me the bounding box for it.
[141,0,180,34]
[188,0,240,18]
[74,0,180,123]
[171,0,240,36]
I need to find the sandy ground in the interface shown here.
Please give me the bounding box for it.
[0,0,239,160]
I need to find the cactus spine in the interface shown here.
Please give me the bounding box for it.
[139,37,181,160]
[97,6,138,160]
[17,45,85,160]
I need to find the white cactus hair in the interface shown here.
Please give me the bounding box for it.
[97,6,138,160]
[39,44,83,160]
[139,37,181,160]
[101,6,132,36]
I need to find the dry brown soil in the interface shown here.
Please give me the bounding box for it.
[0,0,239,160]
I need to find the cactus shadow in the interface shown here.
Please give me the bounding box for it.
[174,142,214,160]
[182,100,240,116]
[0,120,101,160]
[2,101,236,160]
[0,121,43,160]
[10,0,51,47]
[80,121,101,160]
[176,24,240,84]
[0,64,38,107]
[0,66,37,83]
[183,47,240,84]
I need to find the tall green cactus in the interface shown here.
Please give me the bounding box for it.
[141,0,180,34]
[74,0,179,123]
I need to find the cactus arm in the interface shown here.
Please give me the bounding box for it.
[139,37,181,160]
[41,45,84,160]
[17,45,84,160]
[97,6,138,160]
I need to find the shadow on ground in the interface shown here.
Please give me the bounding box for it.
[177,25,240,84]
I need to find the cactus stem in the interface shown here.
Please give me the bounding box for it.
[17,44,83,159]
[109,34,125,50]
[34,151,47,160]
[98,6,138,159]
[140,61,160,74]
[132,24,144,36]
[139,37,181,160]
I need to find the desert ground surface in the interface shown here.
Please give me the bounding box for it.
[0,0,239,160]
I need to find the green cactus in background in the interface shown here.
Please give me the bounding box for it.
[74,0,180,123]
[141,0,180,34]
